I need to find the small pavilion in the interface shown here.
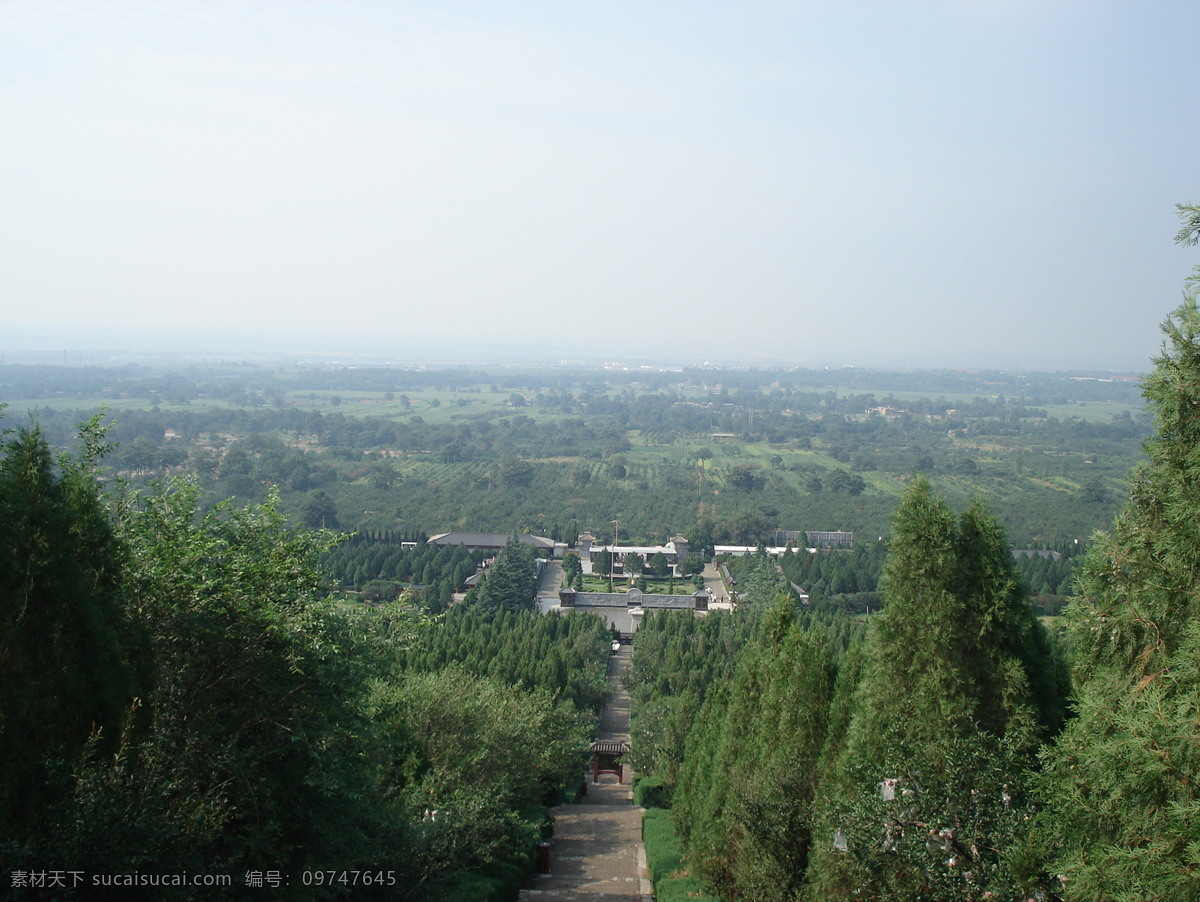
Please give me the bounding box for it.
[588,739,631,783]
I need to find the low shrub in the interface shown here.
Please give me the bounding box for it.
[439,872,507,902]
[633,775,672,809]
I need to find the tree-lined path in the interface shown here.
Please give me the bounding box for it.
[520,643,652,902]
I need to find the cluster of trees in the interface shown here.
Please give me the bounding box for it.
[631,283,1200,899]
[5,352,1147,551]
[766,537,1080,614]
[674,597,840,901]
[804,480,1069,897]
[399,605,613,714]
[804,469,867,496]
[637,479,1071,900]
[321,533,485,611]
[561,551,585,589]
[0,418,609,900]
[774,542,887,606]
[623,611,753,784]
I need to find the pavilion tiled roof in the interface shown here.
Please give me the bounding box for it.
[589,740,630,755]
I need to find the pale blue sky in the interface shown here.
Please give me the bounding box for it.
[2,1,1196,370]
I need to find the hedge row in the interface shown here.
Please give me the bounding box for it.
[641,808,722,902]
[632,774,672,809]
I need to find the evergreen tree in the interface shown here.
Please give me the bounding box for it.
[0,416,132,845]
[45,478,396,883]
[593,548,614,578]
[1037,292,1200,901]
[675,594,837,901]
[472,538,538,612]
[807,479,1064,900]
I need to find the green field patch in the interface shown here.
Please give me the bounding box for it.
[0,397,244,414]
[579,576,687,594]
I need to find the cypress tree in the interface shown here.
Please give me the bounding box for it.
[675,593,837,901]
[1036,294,1200,901]
[472,538,538,612]
[0,417,132,843]
[807,479,1064,900]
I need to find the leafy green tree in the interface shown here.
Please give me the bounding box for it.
[727,465,764,492]
[724,509,774,544]
[624,551,644,579]
[0,416,133,845]
[1036,293,1200,901]
[825,469,866,496]
[648,551,670,578]
[497,456,534,488]
[300,488,340,528]
[41,478,400,885]
[371,668,591,895]
[562,551,582,580]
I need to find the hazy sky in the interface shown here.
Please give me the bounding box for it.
[3,1,1197,370]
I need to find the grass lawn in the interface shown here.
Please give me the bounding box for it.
[579,576,690,594]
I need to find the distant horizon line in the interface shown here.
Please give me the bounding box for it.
[1,327,1151,375]
[0,347,1150,378]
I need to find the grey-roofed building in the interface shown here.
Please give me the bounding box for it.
[714,545,797,557]
[427,532,557,554]
[576,534,692,570]
[804,530,853,549]
[547,586,711,638]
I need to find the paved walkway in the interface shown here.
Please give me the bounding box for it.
[537,560,567,603]
[520,645,653,902]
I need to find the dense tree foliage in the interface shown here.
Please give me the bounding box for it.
[399,605,613,714]
[769,531,1080,615]
[468,537,539,612]
[638,487,1068,901]
[2,361,1145,549]
[674,595,838,901]
[321,532,484,611]
[1,471,400,896]
[369,669,591,898]
[806,480,1068,900]
[624,611,753,782]
[1037,294,1200,901]
[0,415,132,847]
[0,430,610,899]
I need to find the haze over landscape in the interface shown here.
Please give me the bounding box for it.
[3,1,1197,370]
[11,7,1200,898]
